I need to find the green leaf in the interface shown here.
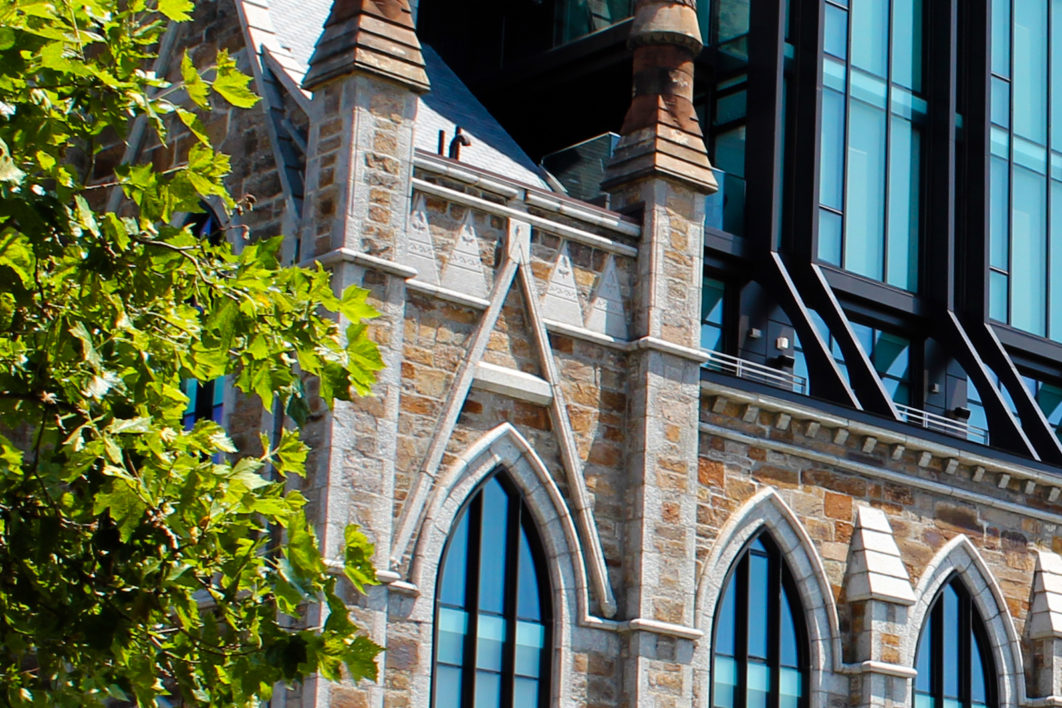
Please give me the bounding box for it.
[212,50,258,109]
[157,0,193,20]
[181,52,209,108]
[343,525,377,594]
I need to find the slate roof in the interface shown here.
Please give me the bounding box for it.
[239,0,550,189]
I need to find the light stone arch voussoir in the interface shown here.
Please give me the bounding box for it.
[905,534,1025,708]
[406,423,590,706]
[692,488,844,708]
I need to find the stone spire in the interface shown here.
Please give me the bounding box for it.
[303,0,430,93]
[603,0,716,192]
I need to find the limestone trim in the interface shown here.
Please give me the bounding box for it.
[702,376,1062,517]
[693,489,844,708]
[1028,549,1062,640]
[405,423,590,707]
[414,151,642,238]
[391,218,618,617]
[905,535,1025,708]
[698,417,1062,529]
[411,178,640,257]
[301,247,418,279]
[625,617,704,640]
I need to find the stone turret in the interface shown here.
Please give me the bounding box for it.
[604,1,717,704]
[603,0,717,192]
[303,0,429,93]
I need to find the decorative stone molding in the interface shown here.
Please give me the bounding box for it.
[844,506,915,606]
[693,489,845,708]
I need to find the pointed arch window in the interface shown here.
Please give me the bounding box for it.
[432,472,552,708]
[913,576,997,708]
[711,533,809,708]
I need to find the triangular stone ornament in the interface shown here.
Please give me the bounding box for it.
[585,255,628,339]
[540,242,583,326]
[406,195,439,284]
[843,506,915,605]
[440,210,488,298]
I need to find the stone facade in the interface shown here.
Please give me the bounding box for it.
[142,1,1062,706]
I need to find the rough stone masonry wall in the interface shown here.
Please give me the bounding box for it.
[699,387,1062,704]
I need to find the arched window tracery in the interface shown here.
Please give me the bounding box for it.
[432,471,552,708]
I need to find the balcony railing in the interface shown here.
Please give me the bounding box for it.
[704,350,808,395]
[896,403,990,445]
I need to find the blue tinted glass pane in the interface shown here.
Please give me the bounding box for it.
[823,57,847,92]
[819,209,843,265]
[716,89,748,125]
[1013,0,1048,143]
[479,480,510,613]
[824,4,847,59]
[850,70,888,109]
[715,569,737,655]
[874,332,910,379]
[779,666,803,706]
[747,552,768,659]
[820,89,846,210]
[991,125,1011,158]
[915,616,932,691]
[516,524,542,621]
[703,278,726,325]
[437,607,468,665]
[713,655,737,708]
[845,101,887,280]
[715,127,746,178]
[915,696,936,708]
[991,77,1010,127]
[474,671,502,708]
[476,614,506,672]
[747,661,770,708]
[943,584,960,698]
[515,621,545,677]
[1052,182,1062,341]
[887,118,920,290]
[1011,166,1047,334]
[1054,0,1062,151]
[992,0,1011,77]
[891,0,922,90]
[990,156,1010,270]
[990,270,1009,321]
[514,677,540,708]
[440,512,470,606]
[434,665,463,705]
[850,0,888,76]
[971,626,989,702]
[780,585,799,667]
[1037,382,1062,425]
[717,0,751,42]
[1015,136,1048,173]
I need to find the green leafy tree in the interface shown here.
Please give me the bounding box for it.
[0,0,384,704]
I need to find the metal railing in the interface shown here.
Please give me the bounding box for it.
[896,403,990,445]
[703,350,808,395]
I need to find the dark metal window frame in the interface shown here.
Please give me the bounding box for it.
[913,575,999,708]
[430,470,554,708]
[709,531,810,708]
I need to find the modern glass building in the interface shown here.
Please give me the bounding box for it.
[420,0,1062,466]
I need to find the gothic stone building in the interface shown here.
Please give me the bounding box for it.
[159,0,1062,705]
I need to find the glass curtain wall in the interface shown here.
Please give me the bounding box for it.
[988,0,1062,339]
[817,0,924,290]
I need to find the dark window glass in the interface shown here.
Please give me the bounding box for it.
[710,533,808,708]
[433,474,552,708]
[913,576,997,708]
[555,0,634,45]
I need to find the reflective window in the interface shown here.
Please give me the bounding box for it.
[913,577,997,708]
[555,0,634,45]
[711,534,808,708]
[989,0,1062,339]
[702,277,728,353]
[817,0,925,291]
[433,473,552,708]
[1023,376,1062,441]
